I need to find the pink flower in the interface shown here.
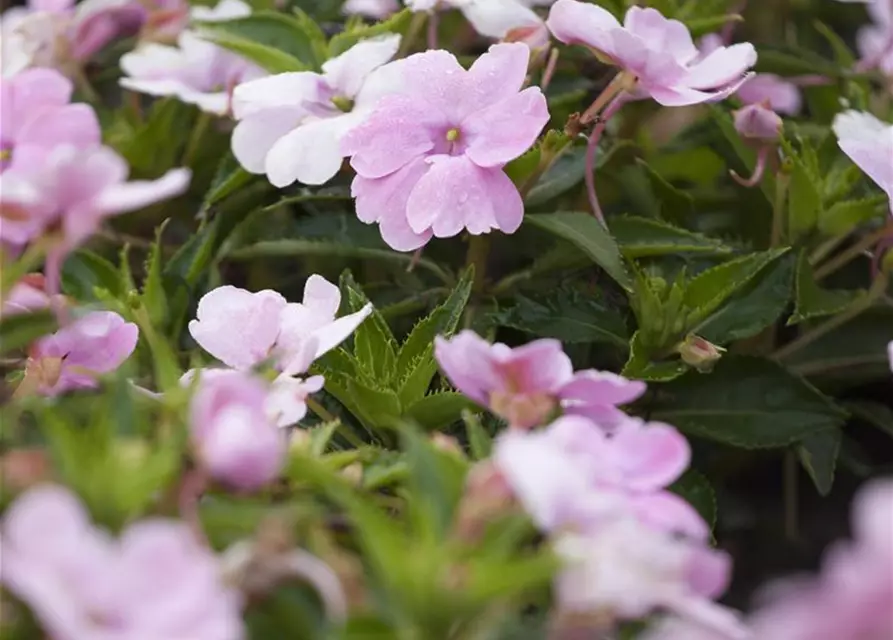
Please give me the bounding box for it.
[736,74,802,115]
[554,519,746,638]
[0,144,190,247]
[434,330,644,429]
[0,484,245,640]
[546,1,756,106]
[1,274,53,316]
[408,0,554,47]
[189,369,285,490]
[733,102,783,145]
[856,0,893,75]
[231,34,401,187]
[748,479,893,640]
[342,43,549,250]
[29,310,138,395]
[833,110,893,213]
[188,275,372,375]
[1,0,145,74]
[0,67,100,174]
[120,0,264,115]
[343,0,398,19]
[493,415,708,539]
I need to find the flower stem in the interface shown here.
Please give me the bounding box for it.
[813,224,892,281]
[541,48,559,92]
[773,272,888,360]
[427,10,439,49]
[184,111,211,167]
[580,72,627,125]
[730,145,769,188]
[306,396,335,423]
[584,94,626,225]
[770,168,789,248]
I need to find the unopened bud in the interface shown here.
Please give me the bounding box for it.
[340,462,363,486]
[677,334,726,372]
[733,102,783,145]
[430,432,463,456]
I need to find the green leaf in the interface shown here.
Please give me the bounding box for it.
[683,248,790,326]
[395,266,474,377]
[464,410,492,460]
[61,250,124,301]
[203,151,254,208]
[621,332,690,382]
[844,400,893,439]
[650,356,848,448]
[196,12,318,72]
[107,98,193,176]
[813,20,857,67]
[669,469,716,530]
[790,249,863,325]
[637,160,694,223]
[347,378,402,428]
[340,272,397,382]
[685,14,742,37]
[818,196,887,236]
[797,428,842,496]
[404,392,477,431]
[524,146,587,207]
[504,145,541,187]
[141,221,169,328]
[756,48,841,78]
[608,216,733,259]
[787,157,822,240]
[697,250,796,344]
[0,310,56,355]
[526,212,632,291]
[328,8,414,56]
[492,290,628,347]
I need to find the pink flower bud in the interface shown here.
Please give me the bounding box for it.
[677,335,726,372]
[733,102,783,145]
[189,370,285,491]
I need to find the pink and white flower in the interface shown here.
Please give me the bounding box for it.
[120,0,264,115]
[0,144,191,247]
[231,34,402,187]
[833,110,893,213]
[343,0,398,19]
[434,330,645,429]
[0,484,245,639]
[28,311,139,395]
[0,67,100,174]
[546,1,757,106]
[409,0,554,48]
[342,43,549,250]
[736,74,802,115]
[855,0,893,75]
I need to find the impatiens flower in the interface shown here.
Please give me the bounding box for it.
[120,0,265,115]
[0,0,145,75]
[231,34,401,187]
[0,484,245,639]
[408,0,554,48]
[28,310,138,395]
[733,102,783,145]
[1,274,54,316]
[736,74,802,115]
[0,67,100,173]
[855,0,893,75]
[344,0,399,19]
[342,43,549,250]
[546,1,757,106]
[434,330,644,429]
[493,415,708,539]
[554,518,746,638]
[832,110,893,212]
[0,144,191,247]
[748,479,893,640]
[189,369,285,490]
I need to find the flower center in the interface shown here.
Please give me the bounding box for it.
[0,142,12,171]
[331,95,354,113]
[445,127,460,142]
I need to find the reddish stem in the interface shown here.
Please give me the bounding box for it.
[584,94,626,226]
[730,145,770,187]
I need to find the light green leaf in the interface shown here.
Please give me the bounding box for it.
[404,392,477,431]
[818,196,887,236]
[790,249,863,324]
[526,212,632,291]
[61,250,124,301]
[621,332,690,382]
[328,8,414,56]
[609,216,733,258]
[650,356,848,448]
[787,157,822,240]
[142,221,169,328]
[0,310,56,355]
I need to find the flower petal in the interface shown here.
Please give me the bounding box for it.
[94,167,191,216]
[231,72,323,119]
[623,6,698,64]
[684,43,757,90]
[546,0,621,55]
[321,33,401,98]
[231,107,304,174]
[463,86,549,167]
[265,114,360,187]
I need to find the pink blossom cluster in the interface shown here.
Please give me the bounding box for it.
[183,275,371,489]
[0,66,191,271]
[435,331,742,636]
[0,484,245,639]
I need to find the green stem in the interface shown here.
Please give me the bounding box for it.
[183,112,211,167]
[305,397,364,449]
[398,12,427,57]
[809,233,848,266]
[463,234,490,328]
[773,272,888,359]
[813,224,891,281]
[771,170,789,247]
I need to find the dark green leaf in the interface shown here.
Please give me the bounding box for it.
[404,392,477,431]
[609,216,733,258]
[61,250,124,301]
[328,8,414,56]
[790,249,863,324]
[0,310,56,355]
[697,250,796,343]
[650,356,848,448]
[844,400,893,439]
[787,157,822,240]
[524,146,587,207]
[526,212,632,291]
[797,428,842,496]
[621,331,690,382]
[637,160,694,223]
[203,151,255,208]
[670,469,716,530]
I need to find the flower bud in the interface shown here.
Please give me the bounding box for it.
[677,335,726,372]
[189,370,284,491]
[733,102,783,145]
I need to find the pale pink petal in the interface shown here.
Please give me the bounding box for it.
[230,107,304,174]
[321,34,401,98]
[609,420,691,490]
[231,72,322,119]
[16,104,101,150]
[465,42,531,107]
[350,154,431,229]
[480,167,524,234]
[461,0,542,40]
[265,113,361,187]
[93,167,191,216]
[684,43,757,90]
[833,111,893,203]
[646,83,734,107]
[559,370,647,406]
[400,49,469,119]
[434,332,503,405]
[736,74,802,115]
[623,6,698,64]
[684,545,733,599]
[499,338,574,393]
[342,94,440,179]
[852,479,893,552]
[405,155,497,237]
[630,492,710,541]
[463,86,549,167]
[302,274,341,319]
[378,207,433,251]
[8,67,72,113]
[545,0,621,55]
[312,304,373,358]
[353,57,408,108]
